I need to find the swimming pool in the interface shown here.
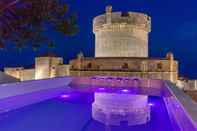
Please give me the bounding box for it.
[0,76,196,131]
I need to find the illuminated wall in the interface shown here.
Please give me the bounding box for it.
[20,69,35,81]
[56,65,70,77]
[93,6,151,57]
[4,67,24,79]
[35,57,63,80]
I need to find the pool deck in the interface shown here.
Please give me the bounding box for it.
[0,77,73,112]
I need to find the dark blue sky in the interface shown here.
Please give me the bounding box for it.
[0,0,197,79]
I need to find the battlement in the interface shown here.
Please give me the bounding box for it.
[93,6,151,33]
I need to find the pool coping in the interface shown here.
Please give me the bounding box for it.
[165,81,197,127]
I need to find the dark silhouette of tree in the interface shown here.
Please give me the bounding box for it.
[0,0,79,51]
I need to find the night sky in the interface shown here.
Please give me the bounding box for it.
[0,0,197,79]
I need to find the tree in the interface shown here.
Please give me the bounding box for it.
[0,0,79,51]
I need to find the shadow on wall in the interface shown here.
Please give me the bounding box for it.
[0,71,19,84]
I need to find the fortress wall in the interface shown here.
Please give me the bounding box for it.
[93,11,151,58]
[95,28,148,57]
[20,69,35,81]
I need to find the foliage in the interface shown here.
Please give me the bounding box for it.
[0,0,79,51]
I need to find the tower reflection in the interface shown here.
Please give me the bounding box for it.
[92,92,150,126]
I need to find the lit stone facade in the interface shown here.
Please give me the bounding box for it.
[56,65,70,77]
[35,57,63,79]
[69,6,179,83]
[4,67,24,79]
[4,57,70,81]
[4,67,35,81]
[4,6,178,83]
[94,6,151,57]
[69,53,178,83]
[20,69,35,81]
[177,79,197,91]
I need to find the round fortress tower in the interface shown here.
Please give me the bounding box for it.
[93,5,151,57]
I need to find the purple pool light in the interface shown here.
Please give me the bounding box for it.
[121,89,130,93]
[60,94,70,98]
[148,103,154,106]
[98,87,105,91]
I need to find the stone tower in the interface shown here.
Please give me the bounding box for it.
[93,5,151,57]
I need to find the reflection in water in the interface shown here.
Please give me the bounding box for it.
[92,92,150,126]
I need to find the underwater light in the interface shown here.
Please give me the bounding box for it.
[60,94,70,98]
[121,89,129,93]
[148,103,154,106]
[98,87,105,91]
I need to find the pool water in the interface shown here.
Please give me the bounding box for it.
[0,92,175,131]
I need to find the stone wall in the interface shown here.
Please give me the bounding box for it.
[56,65,70,77]
[70,58,178,72]
[70,70,177,83]
[95,28,149,57]
[35,57,63,79]
[177,80,197,91]
[4,67,24,79]
[4,68,35,81]
[69,56,178,83]
[35,57,50,79]
[20,69,35,81]
[4,57,66,81]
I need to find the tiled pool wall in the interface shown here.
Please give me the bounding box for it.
[70,76,165,89]
[0,77,73,113]
[70,76,165,96]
